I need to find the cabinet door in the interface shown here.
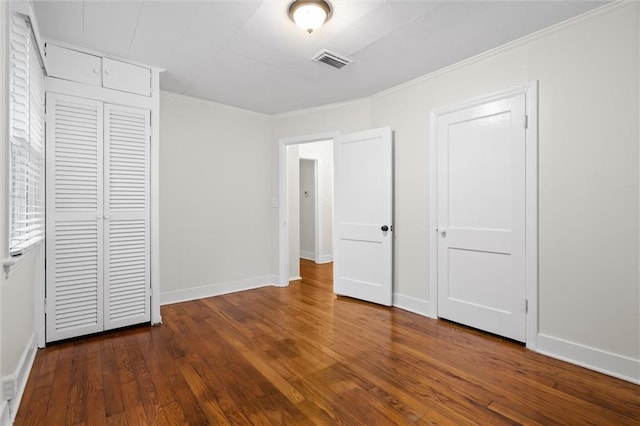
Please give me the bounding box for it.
[102,58,151,97]
[104,104,151,330]
[46,94,105,342]
[45,44,102,87]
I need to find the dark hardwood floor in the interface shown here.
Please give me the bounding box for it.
[16,259,640,425]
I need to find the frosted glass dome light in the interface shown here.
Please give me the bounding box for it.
[289,0,332,34]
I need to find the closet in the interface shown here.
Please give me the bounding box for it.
[44,42,160,342]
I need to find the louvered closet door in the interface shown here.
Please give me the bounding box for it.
[104,104,150,329]
[46,94,104,342]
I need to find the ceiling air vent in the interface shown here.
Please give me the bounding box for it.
[312,50,352,69]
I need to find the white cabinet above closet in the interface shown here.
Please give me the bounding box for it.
[46,44,102,86]
[45,43,151,96]
[102,57,150,96]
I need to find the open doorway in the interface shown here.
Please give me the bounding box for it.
[285,140,334,282]
[279,127,393,306]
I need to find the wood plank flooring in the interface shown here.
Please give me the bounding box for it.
[16,260,640,425]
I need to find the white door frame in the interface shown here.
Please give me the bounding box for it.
[299,158,321,263]
[279,131,340,287]
[429,82,539,350]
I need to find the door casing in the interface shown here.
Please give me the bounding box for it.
[429,82,539,350]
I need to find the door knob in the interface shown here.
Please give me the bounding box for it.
[381,225,389,232]
[439,229,447,238]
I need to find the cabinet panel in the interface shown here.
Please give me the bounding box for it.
[103,58,151,97]
[46,44,102,87]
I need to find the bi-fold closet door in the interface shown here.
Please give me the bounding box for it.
[46,93,150,343]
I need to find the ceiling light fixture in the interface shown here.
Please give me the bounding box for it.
[288,0,332,34]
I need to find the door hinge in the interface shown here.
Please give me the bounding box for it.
[525,298,529,313]
[44,298,48,314]
[524,115,529,129]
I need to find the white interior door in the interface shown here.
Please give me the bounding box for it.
[334,127,393,306]
[104,104,151,330]
[46,93,105,342]
[437,94,526,342]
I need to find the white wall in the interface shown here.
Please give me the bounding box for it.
[159,93,275,304]
[299,141,333,263]
[272,3,640,382]
[1,3,41,421]
[1,254,37,371]
[299,159,316,260]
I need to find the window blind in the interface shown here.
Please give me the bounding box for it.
[8,13,45,255]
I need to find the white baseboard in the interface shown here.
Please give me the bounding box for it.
[269,274,289,288]
[289,276,302,282]
[393,293,431,317]
[2,333,37,423]
[537,333,640,384]
[268,275,280,287]
[300,250,315,261]
[0,401,10,426]
[300,254,333,264]
[160,275,277,306]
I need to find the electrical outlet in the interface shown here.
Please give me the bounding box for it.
[2,377,16,400]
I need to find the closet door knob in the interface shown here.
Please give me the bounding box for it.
[381,225,389,232]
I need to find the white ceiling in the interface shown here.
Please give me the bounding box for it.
[33,0,606,114]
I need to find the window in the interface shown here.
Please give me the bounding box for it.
[8,13,45,256]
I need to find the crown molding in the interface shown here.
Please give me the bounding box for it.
[160,91,271,118]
